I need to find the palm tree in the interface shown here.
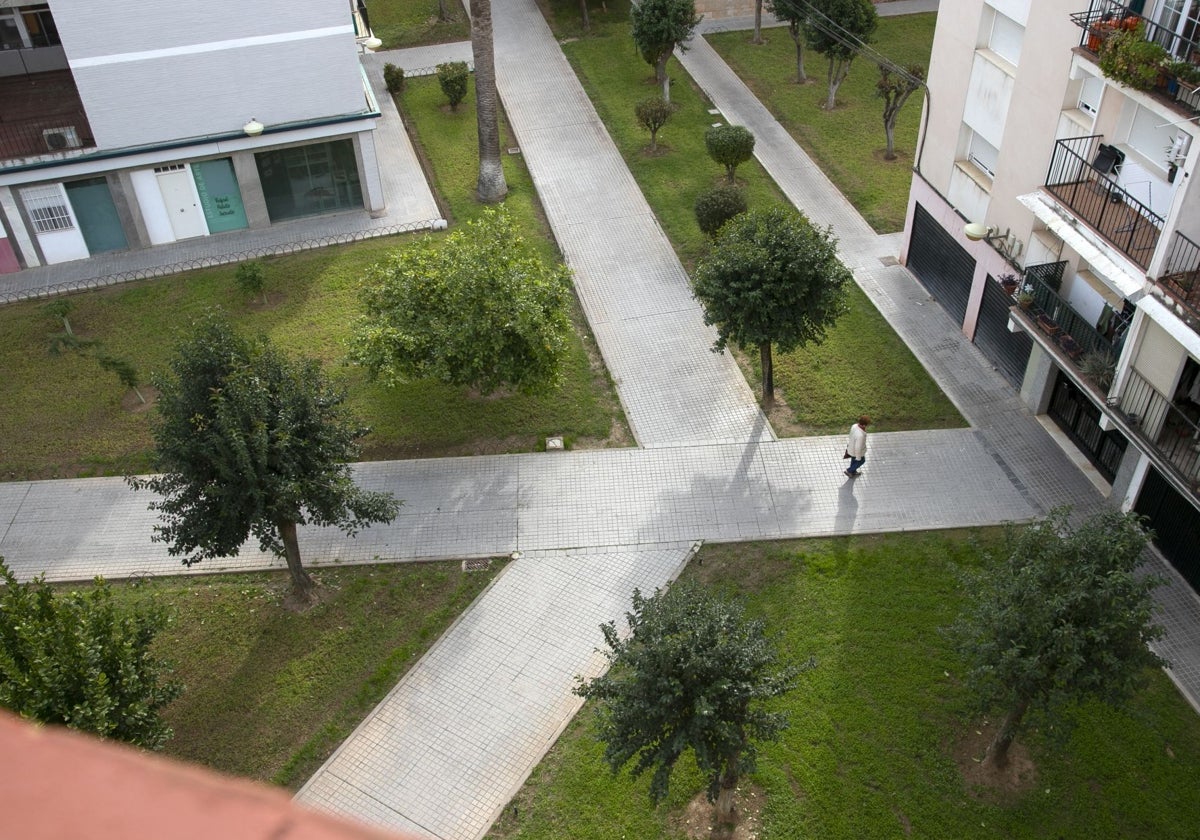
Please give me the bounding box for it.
[471,0,508,204]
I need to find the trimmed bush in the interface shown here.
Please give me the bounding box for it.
[384,62,405,94]
[634,97,678,152]
[235,260,266,304]
[695,184,748,236]
[705,124,756,184]
[437,61,469,110]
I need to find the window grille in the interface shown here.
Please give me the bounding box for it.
[21,185,73,233]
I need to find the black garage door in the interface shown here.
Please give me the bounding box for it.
[973,275,1033,388]
[1135,467,1200,593]
[907,203,975,328]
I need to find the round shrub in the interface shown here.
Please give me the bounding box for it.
[437,61,469,110]
[695,184,748,237]
[384,63,405,94]
[705,124,756,183]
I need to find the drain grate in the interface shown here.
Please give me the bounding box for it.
[462,558,493,572]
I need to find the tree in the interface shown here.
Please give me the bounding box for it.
[705,124,756,184]
[575,582,806,822]
[953,508,1165,771]
[766,0,809,83]
[876,64,925,161]
[694,183,747,237]
[634,97,678,152]
[350,207,572,395]
[471,0,508,203]
[96,351,146,405]
[0,559,182,750]
[753,0,764,45]
[803,0,877,110]
[129,314,400,605]
[437,61,469,111]
[235,260,267,305]
[692,206,850,407]
[630,0,701,103]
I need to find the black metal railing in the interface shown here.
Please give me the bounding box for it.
[1020,262,1116,365]
[1072,0,1200,62]
[1160,230,1200,324]
[1045,135,1163,267]
[1114,367,1200,491]
[0,110,93,163]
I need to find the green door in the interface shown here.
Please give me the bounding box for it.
[65,177,127,254]
[192,158,248,233]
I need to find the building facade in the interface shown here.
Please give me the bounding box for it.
[0,0,384,271]
[901,0,1200,590]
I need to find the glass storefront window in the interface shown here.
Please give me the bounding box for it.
[254,139,363,223]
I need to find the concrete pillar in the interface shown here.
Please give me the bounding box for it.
[355,130,386,218]
[0,185,41,268]
[110,170,147,250]
[231,151,270,229]
[1019,341,1058,414]
[1112,445,1150,512]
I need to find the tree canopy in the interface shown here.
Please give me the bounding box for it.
[705,124,756,184]
[803,0,877,109]
[630,0,701,101]
[576,582,805,821]
[953,507,1165,769]
[692,205,850,405]
[877,64,926,160]
[130,314,399,604]
[0,559,182,749]
[350,207,572,396]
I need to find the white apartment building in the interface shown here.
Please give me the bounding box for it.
[901,0,1200,590]
[0,0,384,272]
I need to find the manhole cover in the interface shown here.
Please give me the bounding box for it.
[879,255,899,266]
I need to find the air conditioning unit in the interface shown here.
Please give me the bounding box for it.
[42,126,81,151]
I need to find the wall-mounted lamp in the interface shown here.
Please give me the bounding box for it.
[963,221,1004,242]
[242,118,264,137]
[363,35,382,50]
[963,221,1024,268]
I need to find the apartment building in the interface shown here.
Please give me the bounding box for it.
[900,0,1200,590]
[0,0,384,272]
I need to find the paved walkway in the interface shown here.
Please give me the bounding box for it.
[0,53,441,303]
[3,4,1200,840]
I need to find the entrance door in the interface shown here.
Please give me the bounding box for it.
[65,177,127,254]
[156,165,206,240]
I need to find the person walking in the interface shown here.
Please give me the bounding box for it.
[844,415,870,477]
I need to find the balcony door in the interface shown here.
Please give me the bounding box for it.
[1153,0,1200,58]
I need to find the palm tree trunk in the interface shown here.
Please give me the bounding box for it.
[472,0,508,204]
[983,696,1031,770]
[760,341,774,407]
[276,517,315,603]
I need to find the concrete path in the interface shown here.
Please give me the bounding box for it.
[0,52,441,303]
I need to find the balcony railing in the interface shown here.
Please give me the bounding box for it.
[1160,230,1200,326]
[1072,0,1200,63]
[1016,261,1117,370]
[1112,367,1200,495]
[1044,135,1162,269]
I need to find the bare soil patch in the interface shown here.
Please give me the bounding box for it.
[950,719,1038,803]
[671,784,766,840]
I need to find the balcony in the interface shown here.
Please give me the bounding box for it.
[0,69,94,165]
[1008,261,1122,375]
[1044,135,1162,270]
[1110,367,1200,497]
[1160,230,1200,329]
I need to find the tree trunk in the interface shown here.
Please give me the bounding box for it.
[649,129,658,152]
[983,696,1031,770]
[753,0,763,44]
[714,750,740,822]
[438,0,451,22]
[656,52,671,102]
[789,24,806,83]
[884,119,896,160]
[277,517,315,603]
[759,341,774,407]
[826,58,847,110]
[472,0,508,204]
[580,0,590,31]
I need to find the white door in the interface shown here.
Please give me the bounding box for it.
[156,166,206,240]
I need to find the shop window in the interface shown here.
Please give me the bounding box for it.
[254,139,363,223]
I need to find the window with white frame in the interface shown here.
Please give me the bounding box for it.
[987,8,1024,66]
[1078,74,1104,116]
[966,129,1000,179]
[21,184,73,233]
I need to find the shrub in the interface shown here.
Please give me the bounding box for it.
[437,61,470,110]
[705,124,756,183]
[1099,24,1168,90]
[634,97,678,152]
[694,184,748,236]
[235,260,266,304]
[384,62,405,94]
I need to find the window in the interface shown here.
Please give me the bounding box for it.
[966,130,1000,179]
[988,10,1024,66]
[1078,75,1104,116]
[21,5,58,48]
[1127,104,1177,165]
[254,139,363,223]
[21,185,73,233]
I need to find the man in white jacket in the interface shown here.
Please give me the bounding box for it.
[844,415,870,477]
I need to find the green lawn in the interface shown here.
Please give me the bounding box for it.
[708,13,936,233]
[0,76,627,481]
[551,2,961,433]
[488,532,1200,839]
[102,560,503,789]
[368,0,470,49]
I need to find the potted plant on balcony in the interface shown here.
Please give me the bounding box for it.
[1099,23,1169,91]
[1016,290,1035,311]
[998,272,1019,296]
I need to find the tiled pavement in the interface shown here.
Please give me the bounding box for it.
[2,4,1200,840]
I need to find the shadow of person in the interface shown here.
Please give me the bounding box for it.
[834,475,859,534]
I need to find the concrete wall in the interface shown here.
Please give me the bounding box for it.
[52,0,366,149]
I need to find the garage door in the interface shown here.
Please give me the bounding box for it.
[973,275,1033,388]
[1135,467,1200,594]
[906,203,975,328]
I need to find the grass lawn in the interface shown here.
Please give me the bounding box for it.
[548,1,962,434]
[107,560,504,789]
[488,531,1200,839]
[0,76,628,481]
[708,13,936,233]
[368,0,470,49]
